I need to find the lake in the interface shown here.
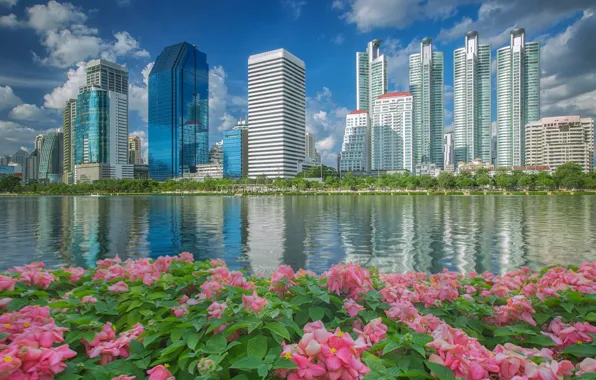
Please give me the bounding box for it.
[0,195,594,274]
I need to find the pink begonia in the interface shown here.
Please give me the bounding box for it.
[577,358,596,376]
[0,297,11,310]
[8,262,45,273]
[175,251,194,263]
[353,318,387,347]
[324,262,373,300]
[287,353,326,380]
[85,322,144,365]
[210,266,254,290]
[210,258,225,267]
[487,295,536,326]
[0,275,17,291]
[147,365,174,380]
[269,265,296,296]
[242,291,267,313]
[199,280,223,299]
[343,299,365,317]
[18,270,55,289]
[0,345,21,376]
[111,376,136,380]
[207,301,227,320]
[64,267,86,282]
[108,281,129,293]
[172,304,189,318]
[81,295,98,303]
[542,317,596,348]
[97,255,122,268]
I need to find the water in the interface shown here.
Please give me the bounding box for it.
[0,195,595,275]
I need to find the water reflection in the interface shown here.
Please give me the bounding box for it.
[1,195,595,274]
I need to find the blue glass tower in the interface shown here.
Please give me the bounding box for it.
[75,88,109,165]
[149,42,209,181]
[223,122,248,179]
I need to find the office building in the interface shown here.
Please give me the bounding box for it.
[444,132,455,171]
[149,42,209,181]
[453,31,491,164]
[209,140,223,164]
[496,28,540,167]
[34,135,43,151]
[26,149,40,184]
[0,155,9,166]
[356,40,388,114]
[409,38,444,168]
[39,131,63,184]
[371,92,414,172]
[62,99,76,183]
[223,120,248,179]
[248,49,305,178]
[10,148,29,167]
[128,136,142,165]
[340,110,370,173]
[525,116,594,173]
[75,163,133,183]
[305,132,316,163]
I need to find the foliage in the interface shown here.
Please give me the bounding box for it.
[3,255,596,379]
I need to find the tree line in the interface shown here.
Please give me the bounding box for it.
[1,162,595,194]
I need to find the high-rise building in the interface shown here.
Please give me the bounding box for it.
[39,131,63,183]
[209,140,223,164]
[85,59,128,94]
[223,120,248,179]
[409,38,444,168]
[149,42,209,181]
[340,110,370,173]
[525,116,594,173]
[496,28,540,167]
[62,99,76,183]
[26,148,40,184]
[453,31,491,164]
[128,136,142,165]
[444,132,455,170]
[34,135,43,151]
[356,40,388,114]
[0,155,9,166]
[10,148,28,167]
[248,49,305,178]
[305,132,316,163]
[371,92,414,172]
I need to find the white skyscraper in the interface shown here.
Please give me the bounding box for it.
[453,31,491,164]
[409,38,444,168]
[496,28,540,167]
[371,92,414,172]
[444,132,454,170]
[356,40,388,114]
[340,110,370,173]
[248,49,306,178]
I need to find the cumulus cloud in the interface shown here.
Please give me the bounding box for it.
[209,65,247,135]
[0,0,17,7]
[9,104,57,122]
[129,61,154,123]
[281,0,307,20]
[383,38,419,90]
[0,121,45,154]
[43,61,87,109]
[0,14,21,28]
[0,85,23,110]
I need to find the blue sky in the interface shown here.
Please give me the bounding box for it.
[0,0,594,165]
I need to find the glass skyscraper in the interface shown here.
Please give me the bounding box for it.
[149,42,209,181]
[39,131,63,183]
[453,31,491,164]
[75,88,110,165]
[223,120,248,179]
[409,38,444,169]
[356,40,388,114]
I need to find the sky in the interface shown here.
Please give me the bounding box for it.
[0,0,594,166]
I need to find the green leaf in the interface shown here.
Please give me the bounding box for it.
[257,364,269,378]
[576,374,596,379]
[230,356,263,370]
[143,333,162,347]
[585,312,596,322]
[524,335,556,347]
[272,358,298,369]
[82,331,96,343]
[187,334,200,350]
[309,306,325,322]
[288,286,306,295]
[316,293,330,304]
[561,302,574,313]
[203,334,227,354]
[382,341,402,355]
[247,320,262,334]
[49,300,69,309]
[265,322,290,340]
[7,297,29,312]
[562,344,596,357]
[170,328,185,342]
[290,295,311,306]
[247,336,268,359]
[426,362,455,380]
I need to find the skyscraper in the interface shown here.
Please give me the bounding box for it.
[128,136,141,164]
[496,28,540,167]
[39,131,63,183]
[223,120,248,179]
[62,99,76,183]
[356,40,388,114]
[453,31,491,164]
[10,148,28,167]
[340,110,370,173]
[444,131,455,170]
[371,92,414,172]
[149,42,209,181]
[409,38,444,168]
[248,49,305,178]
[305,132,316,163]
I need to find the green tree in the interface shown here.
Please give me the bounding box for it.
[536,171,555,190]
[0,175,23,193]
[437,172,456,189]
[456,172,475,189]
[475,169,492,188]
[418,175,436,189]
[494,170,514,190]
[553,162,585,189]
[518,174,536,190]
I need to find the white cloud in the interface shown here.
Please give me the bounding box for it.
[332,33,345,45]
[0,14,21,28]
[43,61,87,109]
[9,104,56,122]
[209,65,246,134]
[281,0,307,20]
[34,29,103,67]
[384,38,419,90]
[332,0,344,10]
[0,121,41,154]
[26,1,87,33]
[0,85,23,110]
[110,31,149,58]
[0,0,17,8]
[129,61,154,123]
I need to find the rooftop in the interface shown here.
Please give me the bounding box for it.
[377,91,412,99]
[349,110,367,114]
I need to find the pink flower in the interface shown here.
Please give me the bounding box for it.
[0,298,12,310]
[207,301,227,320]
[210,259,225,267]
[112,376,136,380]
[0,275,17,291]
[97,255,122,268]
[354,318,387,347]
[487,295,536,327]
[172,304,189,318]
[343,299,365,317]
[64,267,86,282]
[108,281,129,293]
[177,252,194,263]
[542,317,596,348]
[287,354,326,380]
[147,365,174,380]
[0,346,21,377]
[577,358,596,376]
[242,291,267,313]
[324,263,373,299]
[81,295,98,303]
[269,265,296,296]
[199,280,223,299]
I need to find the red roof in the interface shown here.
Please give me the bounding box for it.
[377,91,412,99]
[349,110,367,114]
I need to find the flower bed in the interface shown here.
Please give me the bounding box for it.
[1,256,596,379]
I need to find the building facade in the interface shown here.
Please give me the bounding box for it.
[248,49,305,178]
[209,140,223,164]
[62,99,76,184]
[39,131,63,184]
[149,42,209,181]
[443,132,455,171]
[453,31,491,164]
[128,136,142,165]
[223,121,248,179]
[75,163,133,183]
[525,116,594,173]
[356,40,388,114]
[10,148,28,167]
[409,38,444,168]
[496,28,540,167]
[26,149,40,184]
[371,92,414,172]
[305,132,316,163]
[340,110,370,173]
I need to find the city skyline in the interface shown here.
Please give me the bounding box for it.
[0,1,594,167]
